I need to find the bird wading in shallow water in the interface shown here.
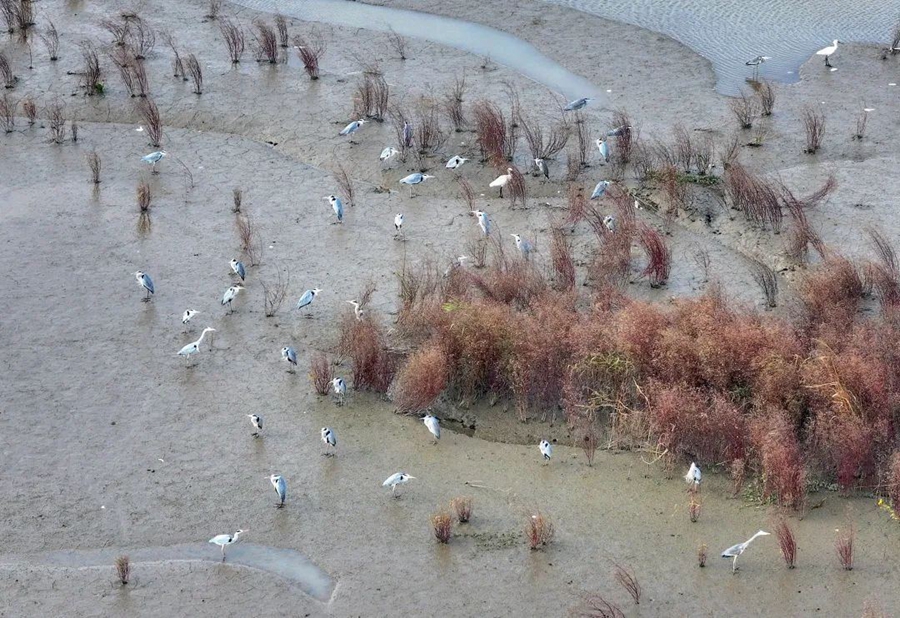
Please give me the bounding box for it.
[722,531,770,573]
[209,530,244,562]
[270,474,286,508]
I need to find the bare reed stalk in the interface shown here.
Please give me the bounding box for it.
[672,124,694,173]
[219,18,245,64]
[355,72,389,121]
[0,0,14,33]
[393,343,449,414]
[579,420,599,466]
[638,223,670,287]
[835,524,854,570]
[160,31,184,79]
[756,80,776,116]
[331,161,356,207]
[689,496,701,522]
[450,497,473,523]
[749,257,778,308]
[387,28,408,60]
[613,564,641,604]
[520,112,569,162]
[71,119,78,142]
[22,95,35,124]
[40,20,59,61]
[389,105,412,160]
[472,100,507,165]
[138,98,162,147]
[724,163,783,231]
[0,93,14,132]
[457,177,476,212]
[443,73,466,131]
[205,0,222,20]
[573,111,589,167]
[101,17,129,46]
[129,17,155,59]
[86,151,101,184]
[414,99,447,157]
[235,212,262,266]
[698,543,707,567]
[261,267,290,317]
[774,517,797,568]
[0,51,16,88]
[506,166,526,208]
[730,90,757,129]
[232,187,243,213]
[854,109,868,140]
[310,352,334,395]
[253,20,278,63]
[293,32,325,79]
[274,14,289,48]
[47,99,66,143]
[115,555,130,585]
[573,595,625,618]
[430,509,453,543]
[525,512,554,550]
[137,179,151,213]
[802,106,825,154]
[610,110,634,165]
[186,54,202,94]
[79,42,102,95]
[565,146,582,181]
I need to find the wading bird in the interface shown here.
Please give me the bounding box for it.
[182,309,200,325]
[816,40,840,68]
[141,150,167,173]
[590,180,611,200]
[511,233,533,259]
[399,173,434,197]
[269,474,286,508]
[221,284,244,314]
[603,215,617,233]
[247,414,263,437]
[539,439,552,462]
[230,258,246,281]
[744,55,770,80]
[340,119,366,137]
[596,138,610,164]
[394,213,404,237]
[321,427,337,455]
[380,146,399,162]
[444,255,469,277]
[296,288,322,316]
[281,346,297,373]
[383,472,415,496]
[346,300,364,321]
[563,97,592,112]
[332,377,347,405]
[209,529,244,562]
[722,530,770,573]
[134,271,154,301]
[535,157,549,179]
[607,125,631,137]
[489,168,513,198]
[472,210,490,236]
[685,462,701,487]
[326,195,343,224]
[177,327,216,366]
[446,155,468,169]
[423,415,440,443]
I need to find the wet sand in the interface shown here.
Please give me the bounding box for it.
[2,0,900,615]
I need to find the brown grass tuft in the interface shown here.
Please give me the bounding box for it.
[393,342,449,414]
[550,226,576,290]
[79,42,102,95]
[774,517,798,568]
[331,161,357,208]
[572,595,625,618]
[219,18,245,64]
[115,555,130,585]
[689,496,701,522]
[751,411,806,509]
[525,511,554,550]
[46,99,66,144]
[310,352,334,395]
[86,151,101,184]
[22,95,35,124]
[234,212,262,267]
[698,543,707,567]
[802,105,826,154]
[450,496,473,523]
[40,20,59,61]
[472,100,508,165]
[252,20,278,63]
[138,97,162,147]
[293,31,325,80]
[274,14,289,47]
[186,54,202,94]
[756,80,776,116]
[387,28,408,60]
[431,509,453,543]
[730,90,757,129]
[261,266,290,317]
[835,523,854,570]
[442,72,466,131]
[613,563,641,604]
[637,223,670,288]
[205,0,222,19]
[339,316,396,393]
[0,93,14,132]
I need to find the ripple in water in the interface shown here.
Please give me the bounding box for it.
[545,0,900,93]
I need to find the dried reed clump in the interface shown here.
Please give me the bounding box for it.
[40,20,59,61]
[101,17,129,47]
[854,109,868,140]
[578,421,599,466]
[610,110,634,165]
[525,512,554,550]
[159,30,185,80]
[730,90,757,129]
[565,146,583,181]
[21,95,35,124]
[219,18,245,64]
[774,517,797,568]
[387,28,408,60]
[430,509,453,544]
[472,100,508,165]
[261,267,290,317]
[354,72,389,121]
[185,54,202,94]
[274,14,289,47]
[234,212,262,266]
[252,20,279,63]
[414,99,447,157]
[550,226,576,290]
[0,0,12,33]
[506,166,527,208]
[128,17,155,59]
[724,163,783,232]
[835,523,854,570]
[749,257,778,308]
[637,223,670,288]
[331,161,356,208]
[389,105,413,160]
[697,544,707,568]
[450,496,473,523]
[756,80,776,116]
[86,151,101,184]
[232,187,243,213]
[613,564,641,604]
[520,111,569,162]
[115,555,130,585]
[293,32,325,79]
[751,411,806,509]
[46,99,66,143]
[688,496,701,522]
[111,47,148,98]
[457,176,476,211]
[136,179,151,213]
[442,73,466,131]
[0,50,15,89]
[309,352,334,395]
[393,342,449,414]
[0,93,14,132]
[572,595,625,618]
[138,97,162,147]
[573,111,590,167]
[339,316,395,393]
[802,105,826,154]
[205,0,222,20]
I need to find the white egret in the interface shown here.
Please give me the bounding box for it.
[685,462,701,487]
[209,529,244,562]
[321,427,337,455]
[380,146,399,161]
[590,181,611,200]
[471,210,490,236]
[281,346,298,373]
[221,283,244,314]
[346,300,364,321]
[269,474,286,508]
[326,195,344,224]
[816,40,839,68]
[539,439,552,462]
[535,157,549,179]
[296,288,322,316]
[247,414,263,437]
[182,309,200,325]
[134,271,154,301]
[423,415,440,443]
[141,150,167,173]
[722,530,770,573]
[383,472,415,496]
[394,213,404,237]
[332,377,347,405]
[230,258,246,281]
[446,155,468,169]
[511,234,533,259]
[563,97,592,112]
[177,327,216,366]
[339,119,366,136]
[596,138,610,164]
[399,173,434,197]
[489,168,513,198]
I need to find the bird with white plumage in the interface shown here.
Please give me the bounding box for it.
[177,327,216,366]
[221,284,244,314]
[489,168,513,198]
[399,173,434,197]
[471,210,490,236]
[247,414,263,437]
[281,346,297,373]
[383,472,415,496]
[423,415,440,444]
[321,427,337,455]
[209,530,244,562]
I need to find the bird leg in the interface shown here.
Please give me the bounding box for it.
[222,546,226,562]
[732,556,738,574]
[499,187,503,199]
[825,56,832,68]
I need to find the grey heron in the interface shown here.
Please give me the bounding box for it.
[269,474,286,508]
[603,215,617,233]
[181,309,200,325]
[209,529,244,562]
[394,213,404,238]
[326,195,344,224]
[346,300,364,321]
[141,150,167,173]
[423,414,440,443]
[745,55,770,80]
[134,271,154,301]
[685,462,701,487]
[539,439,552,462]
[444,255,469,278]
[596,138,610,164]
[816,40,839,68]
[722,530,770,573]
[177,327,215,366]
[230,258,246,281]
[399,173,434,197]
[471,210,490,236]
[535,158,549,179]
[221,284,244,314]
[281,346,298,372]
[383,472,415,496]
[296,288,322,316]
[247,413,263,437]
[321,427,337,455]
[590,181,611,200]
[563,97,592,112]
[607,125,631,137]
[332,377,347,405]
[446,155,468,169]
[489,168,513,198]
[380,146,399,162]
[340,119,366,136]
[511,234,533,259]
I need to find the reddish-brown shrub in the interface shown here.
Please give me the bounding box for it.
[613,564,641,604]
[637,224,670,287]
[835,523,854,570]
[430,509,453,543]
[525,512,554,550]
[751,411,806,509]
[887,451,900,508]
[697,543,707,568]
[293,31,325,79]
[573,595,625,618]
[550,227,576,290]
[393,342,449,414]
[472,100,507,165]
[309,352,334,395]
[799,257,865,344]
[339,316,395,392]
[689,496,701,522]
[774,517,798,568]
[450,496,473,522]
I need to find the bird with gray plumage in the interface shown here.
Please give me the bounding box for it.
[596,137,610,164]
[230,258,246,281]
[402,121,413,148]
[511,234,533,259]
[281,346,298,373]
[247,414,263,437]
[563,97,592,112]
[209,529,244,562]
[332,377,347,405]
[607,125,631,137]
[399,173,434,197]
[590,181,611,200]
[423,415,440,443]
[471,210,490,236]
[380,146,399,162]
[326,195,344,224]
[603,215,617,233]
[141,150,167,173]
[382,472,415,496]
[685,462,701,488]
[296,288,322,316]
[539,439,552,462]
[182,309,200,327]
[722,530,770,573]
[340,119,366,137]
[269,474,286,508]
[177,327,216,366]
[134,271,154,301]
[321,427,337,455]
[446,155,468,170]
[221,283,244,314]
[394,213,404,238]
[744,55,771,79]
[535,157,549,179]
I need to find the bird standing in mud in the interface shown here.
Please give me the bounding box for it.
[321,427,337,455]
[281,346,298,373]
[221,284,244,314]
[535,157,549,179]
[209,530,244,562]
[423,415,440,444]
[399,173,434,198]
[489,168,513,198]
[230,258,246,281]
[446,155,468,169]
[339,119,366,137]
[539,439,552,462]
[296,288,322,316]
[270,474,287,508]
[563,97,592,112]
[596,137,610,164]
[511,234,533,259]
[181,309,200,326]
[472,210,491,236]
[591,181,611,200]
[332,377,347,405]
[177,327,216,366]
[247,414,263,437]
[722,530,770,573]
[141,150,167,173]
[394,213,404,239]
[383,472,415,496]
[326,195,344,224]
[134,271,154,301]
[346,300,364,321]
[816,40,840,68]
[380,146,399,162]
[685,462,701,488]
